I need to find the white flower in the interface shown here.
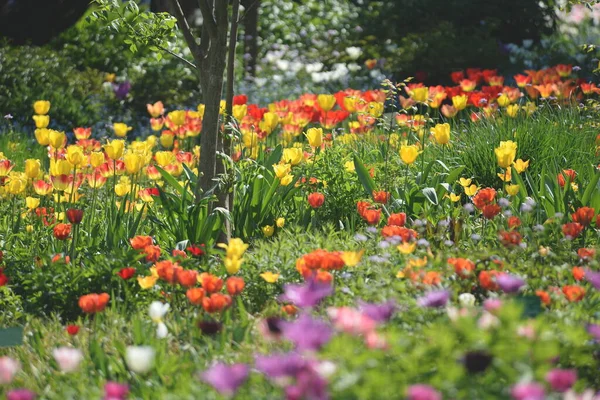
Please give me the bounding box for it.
[276,59,290,71]
[345,46,362,60]
[148,301,170,323]
[315,361,337,378]
[156,322,168,339]
[0,356,20,384]
[126,346,155,374]
[52,347,83,373]
[458,293,476,307]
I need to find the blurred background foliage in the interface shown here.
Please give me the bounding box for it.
[0,0,599,128]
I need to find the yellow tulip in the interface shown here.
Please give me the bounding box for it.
[5,177,25,195]
[497,167,512,182]
[224,256,243,275]
[368,102,384,118]
[138,275,158,289]
[341,250,364,267]
[513,159,530,174]
[66,145,85,167]
[197,104,205,118]
[399,145,420,165]
[458,178,472,187]
[452,95,468,111]
[276,217,285,228]
[506,104,520,118]
[104,140,125,160]
[218,238,248,259]
[90,152,105,168]
[168,110,186,126]
[32,115,49,128]
[113,123,132,138]
[263,112,280,131]
[48,130,66,149]
[273,163,291,179]
[25,159,41,179]
[280,174,293,186]
[282,147,303,165]
[410,87,429,103]
[317,94,336,112]
[524,102,537,116]
[25,197,40,210]
[160,133,175,148]
[260,272,280,283]
[34,128,50,146]
[50,159,72,176]
[506,184,520,196]
[431,123,450,145]
[124,152,145,174]
[232,104,247,120]
[464,184,479,196]
[497,94,511,107]
[344,160,355,173]
[448,193,461,202]
[262,225,275,237]
[33,100,51,115]
[494,140,517,169]
[115,182,130,197]
[306,127,323,148]
[155,151,175,167]
[343,96,357,113]
[397,242,416,255]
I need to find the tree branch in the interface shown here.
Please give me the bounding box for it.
[197,0,218,38]
[169,0,202,62]
[225,0,240,118]
[155,43,197,69]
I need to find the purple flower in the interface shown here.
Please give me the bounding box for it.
[358,300,396,322]
[585,270,600,290]
[255,352,307,379]
[483,298,503,312]
[417,290,450,308]
[113,81,131,100]
[104,381,129,400]
[201,363,249,395]
[497,274,525,293]
[285,368,329,400]
[7,389,36,400]
[407,384,442,400]
[511,382,545,400]
[281,313,332,351]
[587,324,600,341]
[280,279,333,308]
[546,368,577,392]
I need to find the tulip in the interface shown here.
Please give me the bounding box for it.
[90,152,105,168]
[452,94,468,111]
[410,87,429,103]
[282,147,303,165]
[506,104,520,118]
[104,140,125,160]
[317,94,336,112]
[431,123,450,145]
[260,272,279,283]
[513,159,529,174]
[48,130,66,149]
[33,100,51,115]
[66,145,85,167]
[262,225,274,237]
[125,346,155,374]
[113,123,132,137]
[32,115,49,128]
[272,163,291,179]
[34,128,50,146]
[308,192,325,209]
[305,127,323,147]
[146,101,164,118]
[232,104,247,120]
[399,145,420,165]
[25,197,40,210]
[124,152,145,174]
[52,347,83,373]
[24,159,41,179]
[0,356,20,384]
[494,140,517,169]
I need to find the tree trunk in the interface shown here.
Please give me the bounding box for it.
[241,0,260,77]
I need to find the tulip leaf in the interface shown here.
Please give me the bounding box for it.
[422,187,438,205]
[353,155,376,196]
[581,168,600,206]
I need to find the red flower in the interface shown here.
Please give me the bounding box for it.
[233,94,247,105]
[479,270,501,291]
[372,190,390,204]
[176,269,198,288]
[381,226,417,242]
[66,208,83,224]
[482,204,501,219]
[562,222,584,239]
[387,212,406,227]
[0,273,7,286]
[356,201,371,217]
[155,260,181,284]
[499,230,522,247]
[557,169,577,187]
[578,248,596,260]
[472,188,496,210]
[187,244,205,257]
[308,192,325,209]
[186,287,205,305]
[198,273,223,294]
[117,267,136,280]
[572,207,595,227]
[130,235,153,250]
[66,325,80,336]
[226,277,245,296]
[535,290,551,306]
[362,209,381,225]
[53,223,72,240]
[448,257,475,279]
[562,285,586,302]
[202,293,232,313]
[507,216,521,230]
[572,266,585,281]
[78,293,110,313]
[172,249,187,258]
[143,245,161,262]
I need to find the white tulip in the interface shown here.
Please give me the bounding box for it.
[148,301,170,323]
[156,322,168,339]
[458,293,476,307]
[52,347,83,373]
[126,346,155,374]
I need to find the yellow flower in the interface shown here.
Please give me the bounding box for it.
[32,115,49,128]
[341,250,364,267]
[497,94,511,107]
[452,94,468,111]
[115,182,130,197]
[66,145,85,167]
[305,127,323,147]
[263,112,280,131]
[399,145,420,165]
[25,159,41,179]
[218,238,248,259]
[232,104,247,120]
[280,174,293,186]
[34,128,50,146]
[219,100,227,115]
[48,130,66,149]
[224,257,243,275]
[262,225,275,237]
[273,163,291,179]
[276,217,285,228]
[282,147,303,165]
[407,256,428,268]
[397,242,416,255]
[260,272,280,283]
[50,159,72,176]
[506,184,520,196]
[464,184,479,196]
[448,193,461,202]
[458,178,472,187]
[506,104,520,118]
[104,139,125,160]
[317,94,336,112]
[396,270,405,279]
[368,102,384,118]
[33,100,51,115]
[410,87,429,103]
[25,197,40,210]
[524,102,537,116]
[343,96,357,112]
[160,133,174,148]
[5,177,25,195]
[138,275,158,289]
[26,225,34,233]
[497,167,512,182]
[168,110,186,126]
[197,104,206,118]
[513,159,529,174]
[430,123,450,145]
[90,152,105,168]
[494,140,517,169]
[124,152,145,174]
[113,123,132,138]
[344,160,355,173]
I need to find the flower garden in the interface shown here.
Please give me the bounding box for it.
[1,2,600,400]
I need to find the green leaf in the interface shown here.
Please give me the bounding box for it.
[581,168,600,206]
[422,187,438,205]
[353,155,375,196]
